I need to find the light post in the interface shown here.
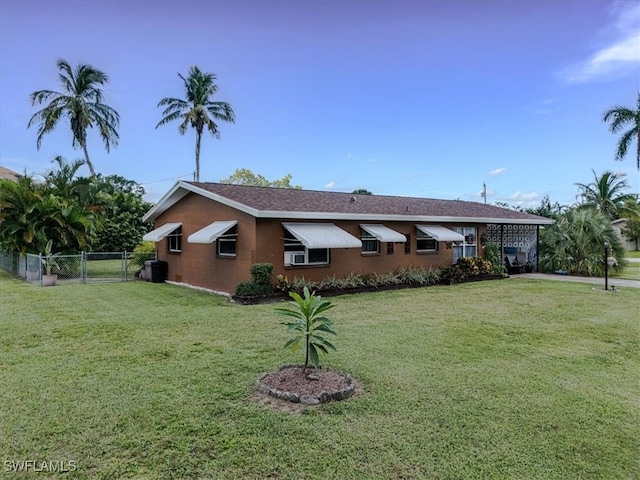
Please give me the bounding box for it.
[604,240,609,291]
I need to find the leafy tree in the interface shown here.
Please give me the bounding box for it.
[539,209,624,276]
[575,170,638,220]
[603,93,640,170]
[352,188,373,195]
[276,287,337,374]
[220,168,302,188]
[523,195,567,220]
[156,66,235,182]
[92,175,153,252]
[28,59,120,176]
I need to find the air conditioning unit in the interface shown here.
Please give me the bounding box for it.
[285,252,306,265]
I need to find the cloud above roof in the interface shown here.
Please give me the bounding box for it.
[560,2,640,83]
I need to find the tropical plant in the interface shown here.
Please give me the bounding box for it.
[156,66,235,182]
[0,164,99,255]
[28,59,120,176]
[127,241,156,270]
[276,287,337,374]
[539,208,625,276]
[483,241,506,274]
[41,239,61,275]
[220,168,302,188]
[575,170,638,220]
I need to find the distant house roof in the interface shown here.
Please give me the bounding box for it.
[143,181,555,225]
[0,166,22,182]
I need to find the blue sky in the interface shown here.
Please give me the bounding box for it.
[1,0,638,205]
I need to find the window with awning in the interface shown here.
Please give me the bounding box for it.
[359,224,407,243]
[282,223,361,249]
[415,225,465,242]
[187,221,237,244]
[142,223,182,242]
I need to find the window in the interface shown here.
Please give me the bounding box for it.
[217,226,237,257]
[168,226,182,253]
[416,230,438,252]
[452,227,477,263]
[283,230,329,266]
[361,229,380,254]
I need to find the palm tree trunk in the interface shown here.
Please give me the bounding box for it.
[194,128,202,182]
[81,142,96,176]
[636,131,639,170]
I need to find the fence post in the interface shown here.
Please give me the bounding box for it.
[123,251,128,282]
[81,251,87,284]
[39,253,43,287]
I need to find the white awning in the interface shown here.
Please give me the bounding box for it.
[188,220,237,244]
[416,225,464,242]
[360,224,407,243]
[283,223,362,249]
[142,223,182,242]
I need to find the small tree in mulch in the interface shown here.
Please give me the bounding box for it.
[276,287,336,375]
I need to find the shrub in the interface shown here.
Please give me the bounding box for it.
[250,263,274,286]
[235,281,273,297]
[235,263,275,296]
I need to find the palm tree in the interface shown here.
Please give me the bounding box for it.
[28,59,120,176]
[575,170,638,220]
[539,209,624,276]
[603,93,640,170]
[156,66,235,182]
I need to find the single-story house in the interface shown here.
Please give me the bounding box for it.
[143,181,554,294]
[612,218,639,251]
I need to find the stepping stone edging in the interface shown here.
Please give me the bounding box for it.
[256,367,357,406]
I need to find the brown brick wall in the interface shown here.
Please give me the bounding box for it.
[152,194,487,294]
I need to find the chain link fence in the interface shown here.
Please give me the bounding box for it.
[0,251,156,286]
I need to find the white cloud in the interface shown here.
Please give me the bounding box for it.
[489,168,506,176]
[561,4,640,83]
[505,191,540,207]
[324,181,335,189]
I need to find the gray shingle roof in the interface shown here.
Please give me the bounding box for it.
[187,182,551,223]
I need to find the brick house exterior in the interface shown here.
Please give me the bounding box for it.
[143,181,554,294]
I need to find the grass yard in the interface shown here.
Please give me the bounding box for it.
[1,272,638,479]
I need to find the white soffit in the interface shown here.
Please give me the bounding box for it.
[283,223,362,249]
[360,224,407,242]
[416,225,465,242]
[142,223,182,242]
[187,221,237,244]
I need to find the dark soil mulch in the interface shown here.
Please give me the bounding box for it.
[256,365,356,406]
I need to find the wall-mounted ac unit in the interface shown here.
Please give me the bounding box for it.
[285,252,306,265]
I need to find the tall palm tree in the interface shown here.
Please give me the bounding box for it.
[575,170,638,220]
[603,93,640,170]
[156,66,235,182]
[28,59,120,176]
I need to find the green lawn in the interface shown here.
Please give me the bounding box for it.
[1,272,638,479]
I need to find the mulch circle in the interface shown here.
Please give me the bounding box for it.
[256,365,356,406]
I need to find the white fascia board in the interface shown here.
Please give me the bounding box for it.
[142,181,190,223]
